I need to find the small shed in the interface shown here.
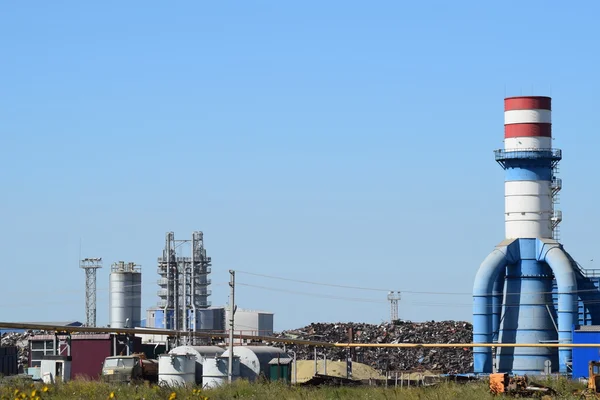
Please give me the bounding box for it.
[268,357,292,383]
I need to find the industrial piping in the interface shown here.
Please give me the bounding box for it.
[472,96,579,375]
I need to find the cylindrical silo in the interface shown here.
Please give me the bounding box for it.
[202,355,240,389]
[158,354,196,387]
[109,261,142,328]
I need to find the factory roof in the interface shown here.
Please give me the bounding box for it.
[19,321,83,327]
[0,321,83,334]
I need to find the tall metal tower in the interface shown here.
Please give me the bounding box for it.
[80,257,103,327]
[387,291,401,322]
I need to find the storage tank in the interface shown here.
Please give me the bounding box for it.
[168,345,225,384]
[109,261,142,328]
[202,355,240,389]
[221,346,289,382]
[158,354,195,387]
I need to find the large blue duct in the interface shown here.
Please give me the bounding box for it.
[472,96,579,374]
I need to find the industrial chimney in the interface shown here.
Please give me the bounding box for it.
[472,96,579,375]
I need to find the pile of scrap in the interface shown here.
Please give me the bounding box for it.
[271,320,473,374]
[1,331,33,373]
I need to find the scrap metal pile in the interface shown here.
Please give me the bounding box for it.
[271,320,473,374]
[1,331,33,372]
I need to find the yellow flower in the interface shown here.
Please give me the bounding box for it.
[168,392,177,400]
[42,386,49,393]
[31,390,37,397]
[12,389,18,396]
[109,392,116,399]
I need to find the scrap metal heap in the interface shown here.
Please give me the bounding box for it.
[271,320,473,374]
[1,331,33,373]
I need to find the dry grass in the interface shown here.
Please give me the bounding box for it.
[0,375,588,400]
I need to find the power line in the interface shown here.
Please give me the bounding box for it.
[236,283,387,304]
[238,280,600,309]
[235,269,600,297]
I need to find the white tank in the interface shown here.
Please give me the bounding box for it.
[221,346,289,382]
[109,262,142,328]
[168,345,225,384]
[202,355,240,389]
[158,354,195,387]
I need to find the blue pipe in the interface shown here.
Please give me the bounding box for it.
[538,241,578,373]
[492,269,506,342]
[473,246,509,373]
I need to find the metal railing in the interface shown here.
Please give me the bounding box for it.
[494,148,562,161]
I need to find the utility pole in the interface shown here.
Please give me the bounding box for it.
[80,258,102,327]
[387,291,401,323]
[228,270,236,383]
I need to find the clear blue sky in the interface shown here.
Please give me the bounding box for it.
[2,1,599,331]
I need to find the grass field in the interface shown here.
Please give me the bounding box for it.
[0,377,589,400]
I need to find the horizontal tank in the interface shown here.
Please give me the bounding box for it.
[169,345,225,384]
[158,354,195,387]
[221,346,289,382]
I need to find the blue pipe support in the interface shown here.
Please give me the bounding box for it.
[497,239,556,374]
[492,270,506,342]
[473,239,578,374]
[473,246,510,373]
[538,240,578,373]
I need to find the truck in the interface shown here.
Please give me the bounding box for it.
[101,353,158,384]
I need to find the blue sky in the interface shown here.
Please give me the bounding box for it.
[1,1,600,331]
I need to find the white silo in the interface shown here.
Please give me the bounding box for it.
[109,261,142,328]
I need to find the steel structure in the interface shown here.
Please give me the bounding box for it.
[109,261,142,329]
[80,257,103,327]
[156,231,212,339]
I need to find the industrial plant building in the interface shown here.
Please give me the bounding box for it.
[16,96,600,382]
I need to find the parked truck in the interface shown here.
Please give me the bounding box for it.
[101,353,158,384]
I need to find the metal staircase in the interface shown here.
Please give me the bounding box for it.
[551,166,562,241]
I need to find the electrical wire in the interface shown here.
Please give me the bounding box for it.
[237,280,600,309]
[235,269,600,296]
[236,283,387,304]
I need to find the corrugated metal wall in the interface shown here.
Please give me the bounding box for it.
[69,336,142,379]
[0,347,18,376]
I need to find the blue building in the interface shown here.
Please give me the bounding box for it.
[572,326,600,379]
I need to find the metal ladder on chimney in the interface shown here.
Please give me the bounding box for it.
[551,165,562,241]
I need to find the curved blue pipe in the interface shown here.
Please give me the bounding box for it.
[473,247,509,373]
[492,270,506,342]
[539,242,578,373]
